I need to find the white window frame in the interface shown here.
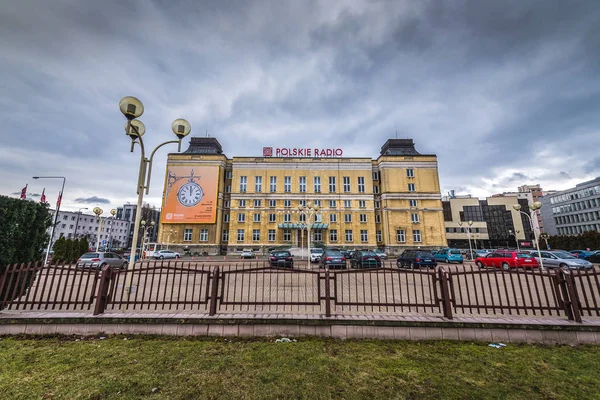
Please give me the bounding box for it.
[299,176,306,192]
[225,200,230,208]
[330,214,337,223]
[223,214,230,223]
[360,214,367,223]
[255,176,262,192]
[254,199,261,208]
[329,200,337,208]
[330,229,338,242]
[226,171,232,179]
[409,199,418,207]
[240,176,247,192]
[253,213,261,222]
[283,213,291,222]
[329,176,336,192]
[375,201,380,209]
[407,168,414,178]
[376,230,382,242]
[408,183,416,192]
[237,229,245,241]
[184,229,193,241]
[283,229,291,241]
[314,176,321,192]
[360,230,368,242]
[344,200,351,208]
[344,214,352,223]
[284,200,291,208]
[343,176,351,192]
[238,213,246,223]
[222,230,229,242]
[270,176,277,192]
[358,177,365,193]
[199,229,208,242]
[411,213,419,223]
[268,229,276,242]
[345,230,353,242]
[372,172,378,181]
[284,176,291,192]
[413,229,422,242]
[397,230,406,243]
[269,199,276,208]
[375,214,381,224]
[269,213,276,223]
[252,229,260,241]
[239,199,246,207]
[359,200,366,208]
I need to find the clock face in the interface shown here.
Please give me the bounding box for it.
[177,182,204,207]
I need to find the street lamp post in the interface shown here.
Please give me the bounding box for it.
[508,229,521,251]
[140,220,155,258]
[93,207,104,251]
[298,202,321,262]
[33,176,66,265]
[105,209,118,249]
[513,202,544,269]
[540,232,550,250]
[458,220,474,260]
[165,228,176,250]
[73,207,88,238]
[118,96,191,278]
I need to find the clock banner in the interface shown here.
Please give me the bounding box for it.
[162,165,219,223]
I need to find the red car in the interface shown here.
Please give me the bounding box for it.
[475,251,539,270]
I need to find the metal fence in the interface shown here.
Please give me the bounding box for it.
[1,260,599,322]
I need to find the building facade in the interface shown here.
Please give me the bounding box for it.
[158,137,447,255]
[540,177,600,236]
[48,210,130,249]
[518,184,545,232]
[442,195,534,249]
[116,204,161,247]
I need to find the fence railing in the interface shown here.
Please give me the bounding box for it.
[1,261,599,322]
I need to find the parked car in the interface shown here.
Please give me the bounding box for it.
[241,249,255,259]
[310,248,324,263]
[535,250,593,270]
[475,251,539,270]
[397,250,437,269]
[570,250,593,258]
[153,250,180,259]
[269,250,294,268]
[340,250,352,259]
[373,249,387,260]
[433,248,464,264]
[350,251,382,269]
[77,252,127,269]
[473,249,491,258]
[584,250,600,264]
[319,250,347,269]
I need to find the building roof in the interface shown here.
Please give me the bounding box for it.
[181,137,223,155]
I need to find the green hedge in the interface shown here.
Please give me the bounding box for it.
[546,231,600,251]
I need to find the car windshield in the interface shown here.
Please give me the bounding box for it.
[517,253,534,258]
[450,250,461,254]
[555,251,576,259]
[273,252,290,257]
[81,253,99,259]
[416,251,434,257]
[326,251,343,257]
[311,249,323,253]
[361,251,377,257]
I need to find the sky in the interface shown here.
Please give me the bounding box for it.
[1,0,599,215]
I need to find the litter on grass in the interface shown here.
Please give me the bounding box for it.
[275,338,297,343]
[489,343,507,348]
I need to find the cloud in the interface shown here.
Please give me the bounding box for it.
[0,0,599,211]
[74,197,111,204]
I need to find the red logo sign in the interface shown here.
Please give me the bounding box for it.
[263,147,273,157]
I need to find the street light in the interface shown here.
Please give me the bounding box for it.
[513,202,544,269]
[140,219,155,259]
[298,202,321,263]
[73,207,88,238]
[508,229,521,251]
[540,232,550,250]
[119,96,191,277]
[458,220,474,260]
[105,209,118,249]
[165,228,176,250]
[33,176,66,265]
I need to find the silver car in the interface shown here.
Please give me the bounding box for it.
[536,250,594,270]
[77,252,127,269]
[153,250,181,259]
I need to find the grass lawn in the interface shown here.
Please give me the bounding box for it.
[0,336,599,399]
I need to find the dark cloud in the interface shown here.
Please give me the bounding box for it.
[74,197,111,204]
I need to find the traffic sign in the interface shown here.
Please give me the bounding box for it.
[101,240,107,246]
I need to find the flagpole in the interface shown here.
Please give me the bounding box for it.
[34,176,66,265]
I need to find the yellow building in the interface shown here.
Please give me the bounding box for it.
[158,138,447,255]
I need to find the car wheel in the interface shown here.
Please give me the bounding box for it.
[502,262,510,271]
[122,262,127,269]
[99,263,106,270]
[159,255,164,259]
[445,258,449,264]
[410,262,415,270]
[396,261,402,269]
[559,263,568,269]
[175,255,179,260]
[476,261,484,268]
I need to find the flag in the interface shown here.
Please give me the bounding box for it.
[20,184,27,199]
[40,188,46,203]
[56,192,62,208]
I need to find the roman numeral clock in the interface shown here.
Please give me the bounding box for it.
[166,169,204,207]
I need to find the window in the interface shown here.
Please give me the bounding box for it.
[239,199,246,207]
[360,230,368,242]
[372,172,378,181]
[375,201,381,208]
[184,229,193,241]
[254,199,261,208]
[283,230,291,241]
[268,229,276,241]
[359,200,366,208]
[284,213,291,222]
[345,230,353,242]
[314,214,322,223]
[413,230,421,242]
[314,176,321,192]
[252,229,260,241]
[411,213,419,223]
[329,176,336,192]
[409,199,418,207]
[69,225,74,229]
[396,230,406,243]
[329,200,337,208]
[330,229,338,242]
[225,200,230,208]
[61,224,66,228]
[376,230,382,242]
[270,176,277,192]
[373,186,379,193]
[445,227,450,233]
[63,216,68,220]
[240,176,247,192]
[408,183,416,192]
[222,230,229,241]
[313,230,322,241]
[299,199,306,207]
[269,213,276,223]
[299,214,306,222]
[344,214,352,223]
[344,200,351,208]
[226,185,231,193]
[375,214,381,223]
[226,170,232,179]
[284,176,291,192]
[254,176,262,192]
[71,216,76,221]
[358,177,365,193]
[237,229,245,241]
[284,200,291,208]
[223,214,230,223]
[330,214,337,223]
[314,200,321,207]
[269,199,276,208]
[406,168,414,178]
[199,229,208,242]
[238,213,246,223]
[360,214,367,223]
[343,177,351,192]
[253,213,261,222]
[299,176,306,192]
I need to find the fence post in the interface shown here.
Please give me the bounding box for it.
[324,267,332,317]
[438,267,453,319]
[93,266,113,315]
[209,266,220,316]
[562,270,583,323]
[557,269,575,321]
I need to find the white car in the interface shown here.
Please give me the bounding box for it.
[310,248,324,263]
[241,249,255,259]
[153,250,180,259]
